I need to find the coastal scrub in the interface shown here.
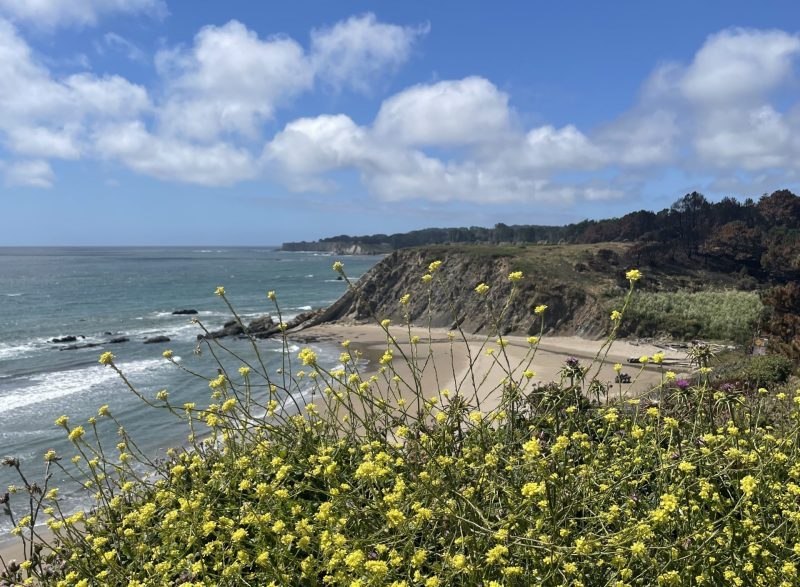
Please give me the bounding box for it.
[2,263,800,586]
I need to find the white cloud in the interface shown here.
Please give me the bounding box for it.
[680,28,800,105]
[373,77,511,146]
[155,20,313,141]
[3,159,54,187]
[2,18,800,202]
[94,121,257,186]
[264,104,621,204]
[0,0,166,29]
[0,18,149,163]
[5,126,82,159]
[694,105,794,170]
[311,13,428,93]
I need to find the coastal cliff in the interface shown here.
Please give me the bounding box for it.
[297,244,633,338]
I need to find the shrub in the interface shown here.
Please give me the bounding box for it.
[737,354,795,389]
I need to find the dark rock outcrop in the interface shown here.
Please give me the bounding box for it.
[172,309,199,315]
[144,335,171,344]
[109,336,129,344]
[60,342,100,351]
[51,336,78,343]
[200,320,244,340]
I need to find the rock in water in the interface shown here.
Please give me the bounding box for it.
[60,343,100,351]
[199,320,244,340]
[172,309,199,315]
[109,336,129,344]
[144,335,171,344]
[51,335,77,343]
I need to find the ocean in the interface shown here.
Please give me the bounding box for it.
[0,247,380,539]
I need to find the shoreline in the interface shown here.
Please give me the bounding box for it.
[0,323,687,566]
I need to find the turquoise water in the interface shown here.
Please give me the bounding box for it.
[0,247,380,537]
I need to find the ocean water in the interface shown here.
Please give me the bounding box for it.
[0,247,380,538]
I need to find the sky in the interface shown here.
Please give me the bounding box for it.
[1,1,799,245]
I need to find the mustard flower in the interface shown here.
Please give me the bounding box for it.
[98,351,114,365]
[428,260,443,272]
[508,270,524,282]
[399,293,411,305]
[626,269,642,282]
[475,283,490,295]
[214,286,225,296]
[298,347,317,366]
[68,426,85,442]
[610,310,622,321]
[521,481,546,497]
[422,273,433,283]
[162,349,173,359]
[267,290,276,301]
[534,304,548,315]
[741,475,758,496]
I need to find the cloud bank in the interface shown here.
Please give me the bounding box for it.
[0,15,798,205]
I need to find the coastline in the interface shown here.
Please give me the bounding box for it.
[0,323,684,566]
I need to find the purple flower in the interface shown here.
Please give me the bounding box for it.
[675,379,690,390]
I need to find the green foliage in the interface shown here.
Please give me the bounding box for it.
[737,354,795,388]
[621,290,763,343]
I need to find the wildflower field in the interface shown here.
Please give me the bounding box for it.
[2,264,800,586]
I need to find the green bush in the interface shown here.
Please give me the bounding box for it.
[738,354,795,388]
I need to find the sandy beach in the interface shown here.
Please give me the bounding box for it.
[0,323,688,567]
[302,323,688,417]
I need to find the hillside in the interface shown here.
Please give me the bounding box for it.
[294,242,762,342]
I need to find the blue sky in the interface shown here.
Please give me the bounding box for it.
[1,1,799,245]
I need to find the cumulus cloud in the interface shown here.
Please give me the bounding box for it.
[1,18,799,201]
[0,18,149,164]
[0,0,166,29]
[311,13,428,93]
[373,77,511,146]
[94,121,257,186]
[680,28,800,105]
[155,21,314,141]
[0,13,425,187]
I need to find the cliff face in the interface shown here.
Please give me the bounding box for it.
[306,247,613,338]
